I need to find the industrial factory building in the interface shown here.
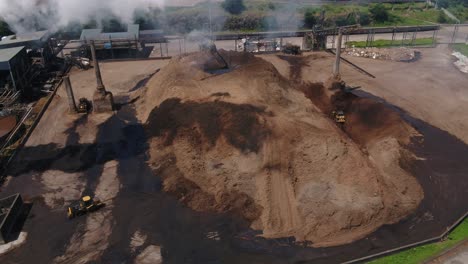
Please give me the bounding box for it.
[79,24,141,59]
[0,30,55,97]
[0,30,54,67]
[70,25,166,59]
[0,47,32,94]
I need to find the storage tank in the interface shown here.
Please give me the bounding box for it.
[0,115,17,142]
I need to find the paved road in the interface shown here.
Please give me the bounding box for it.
[428,240,468,264]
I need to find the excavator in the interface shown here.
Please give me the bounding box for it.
[67,195,105,219]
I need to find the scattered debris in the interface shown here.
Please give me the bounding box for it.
[205,231,221,241]
[346,47,417,62]
[452,52,468,73]
[282,44,301,55]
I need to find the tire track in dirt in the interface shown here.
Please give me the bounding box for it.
[54,161,120,264]
[258,127,302,239]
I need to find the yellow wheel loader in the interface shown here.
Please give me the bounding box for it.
[332,110,346,124]
[67,196,105,219]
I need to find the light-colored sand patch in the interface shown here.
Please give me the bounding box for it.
[41,170,85,209]
[135,245,162,264]
[0,232,27,256]
[130,230,148,253]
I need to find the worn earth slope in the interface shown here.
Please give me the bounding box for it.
[135,50,423,247]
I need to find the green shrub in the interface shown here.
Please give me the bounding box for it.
[335,14,357,26]
[304,10,316,28]
[133,7,161,30]
[222,0,246,15]
[437,10,448,23]
[223,13,278,31]
[370,4,389,22]
[358,12,371,25]
[0,20,13,36]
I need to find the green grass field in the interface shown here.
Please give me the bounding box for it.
[453,44,468,57]
[367,218,468,264]
[305,2,454,27]
[346,38,434,48]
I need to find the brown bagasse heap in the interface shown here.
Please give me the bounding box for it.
[134,49,423,247]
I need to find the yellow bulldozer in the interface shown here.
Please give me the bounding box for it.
[332,110,346,124]
[67,195,105,219]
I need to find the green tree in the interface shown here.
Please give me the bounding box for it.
[304,10,316,28]
[369,4,389,22]
[133,7,161,30]
[222,0,246,15]
[102,18,126,32]
[0,20,13,36]
[83,19,98,29]
[437,10,448,23]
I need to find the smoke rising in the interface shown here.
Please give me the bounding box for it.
[0,0,165,33]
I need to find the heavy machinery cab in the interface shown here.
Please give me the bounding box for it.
[67,195,104,219]
[77,98,90,113]
[332,110,346,123]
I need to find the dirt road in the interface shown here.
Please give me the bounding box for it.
[341,45,468,145]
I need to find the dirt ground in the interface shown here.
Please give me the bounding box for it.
[0,44,467,264]
[261,45,468,145]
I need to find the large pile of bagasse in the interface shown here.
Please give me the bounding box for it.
[134,50,423,247]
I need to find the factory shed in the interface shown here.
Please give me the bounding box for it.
[0,30,53,66]
[139,29,166,43]
[79,25,141,59]
[0,46,31,93]
[0,31,51,49]
[80,24,140,42]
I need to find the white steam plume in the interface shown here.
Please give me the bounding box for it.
[0,0,165,33]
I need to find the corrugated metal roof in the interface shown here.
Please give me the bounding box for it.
[140,29,164,35]
[0,46,24,63]
[80,29,103,41]
[80,24,140,41]
[0,30,50,49]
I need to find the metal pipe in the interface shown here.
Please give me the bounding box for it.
[451,24,459,44]
[135,35,138,58]
[90,40,105,92]
[8,62,17,92]
[333,28,343,78]
[109,36,114,59]
[63,76,77,113]
[179,38,182,55]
